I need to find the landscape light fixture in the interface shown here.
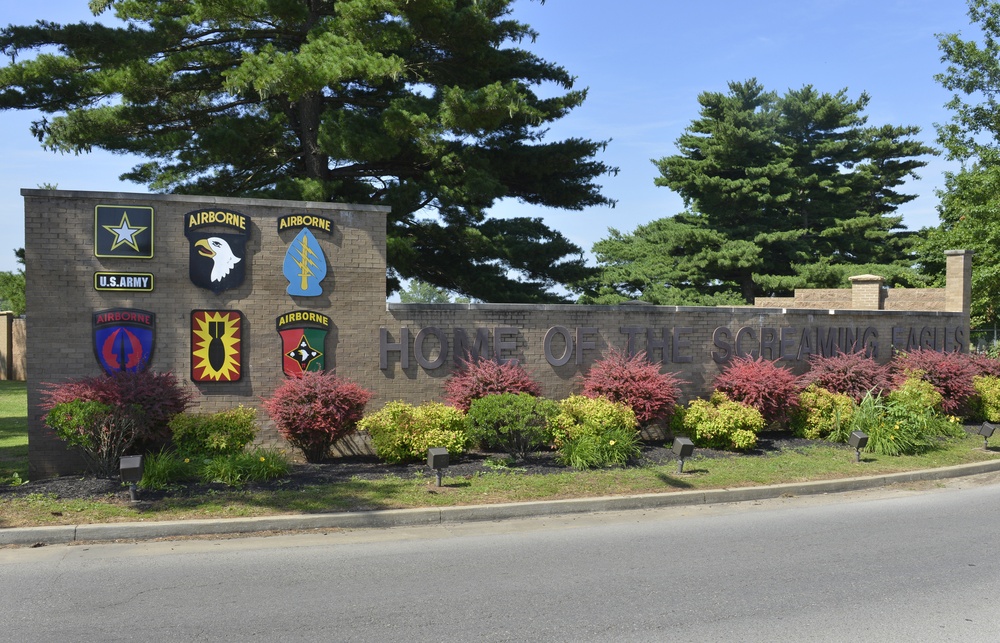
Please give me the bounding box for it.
[427,447,449,487]
[848,431,869,463]
[672,437,695,474]
[119,455,143,502]
[979,422,996,451]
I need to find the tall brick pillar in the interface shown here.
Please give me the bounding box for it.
[849,274,885,310]
[945,249,973,315]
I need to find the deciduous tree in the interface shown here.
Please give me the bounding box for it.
[919,0,1000,326]
[0,249,25,315]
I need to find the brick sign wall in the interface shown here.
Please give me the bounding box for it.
[23,189,970,477]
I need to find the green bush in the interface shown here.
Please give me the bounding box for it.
[169,405,259,457]
[45,399,143,477]
[359,401,469,464]
[140,448,199,490]
[550,395,640,468]
[40,370,193,450]
[843,384,962,456]
[888,379,965,441]
[550,395,638,446]
[973,375,1000,422]
[888,374,943,414]
[847,392,931,456]
[677,392,764,451]
[789,385,855,440]
[200,448,289,486]
[141,448,288,488]
[558,424,641,469]
[465,393,558,460]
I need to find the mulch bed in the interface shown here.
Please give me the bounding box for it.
[0,432,833,504]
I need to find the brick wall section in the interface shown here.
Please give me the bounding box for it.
[884,289,946,312]
[23,189,972,476]
[381,304,964,408]
[850,275,884,310]
[946,249,974,315]
[24,189,390,477]
[755,290,852,309]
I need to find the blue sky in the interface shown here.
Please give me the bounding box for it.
[0,0,979,274]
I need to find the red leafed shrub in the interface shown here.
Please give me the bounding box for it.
[969,352,1000,378]
[889,349,978,416]
[799,351,892,403]
[581,348,684,425]
[40,370,193,448]
[443,358,542,412]
[261,371,373,463]
[713,356,801,426]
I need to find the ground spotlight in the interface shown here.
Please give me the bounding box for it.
[672,437,695,474]
[979,422,996,451]
[848,431,868,463]
[427,447,449,487]
[120,455,143,502]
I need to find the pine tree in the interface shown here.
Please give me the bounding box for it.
[0,0,614,302]
[581,80,934,305]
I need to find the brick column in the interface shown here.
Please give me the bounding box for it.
[945,249,973,315]
[849,274,885,310]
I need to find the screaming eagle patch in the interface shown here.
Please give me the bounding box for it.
[276,310,330,376]
[95,205,153,259]
[93,308,155,374]
[185,209,251,294]
[191,310,243,382]
[279,214,331,297]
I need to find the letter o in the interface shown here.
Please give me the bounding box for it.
[414,327,448,369]
[544,326,573,367]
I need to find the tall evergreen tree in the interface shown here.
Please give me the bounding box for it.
[581,80,934,305]
[0,0,613,302]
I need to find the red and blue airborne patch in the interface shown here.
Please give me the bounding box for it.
[93,308,155,374]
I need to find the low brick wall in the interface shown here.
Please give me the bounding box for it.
[22,189,971,477]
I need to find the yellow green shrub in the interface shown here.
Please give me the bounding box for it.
[678,392,764,451]
[359,401,468,464]
[974,375,1000,422]
[550,395,638,446]
[789,385,855,440]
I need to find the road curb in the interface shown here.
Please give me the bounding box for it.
[4,459,1000,546]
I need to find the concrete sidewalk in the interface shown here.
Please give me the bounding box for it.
[5,459,1000,547]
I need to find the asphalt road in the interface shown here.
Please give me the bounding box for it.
[2,480,999,642]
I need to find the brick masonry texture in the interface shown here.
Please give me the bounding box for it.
[23,190,971,477]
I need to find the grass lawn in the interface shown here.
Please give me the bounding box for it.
[2,381,1000,529]
[0,381,27,484]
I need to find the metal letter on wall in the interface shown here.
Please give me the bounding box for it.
[93,308,155,374]
[279,214,332,297]
[191,310,243,382]
[185,209,251,294]
[276,310,330,376]
[94,205,154,259]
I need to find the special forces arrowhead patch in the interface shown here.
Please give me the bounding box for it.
[93,308,155,374]
[191,310,243,382]
[276,310,330,376]
[95,205,153,258]
[185,209,251,294]
[279,214,332,297]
